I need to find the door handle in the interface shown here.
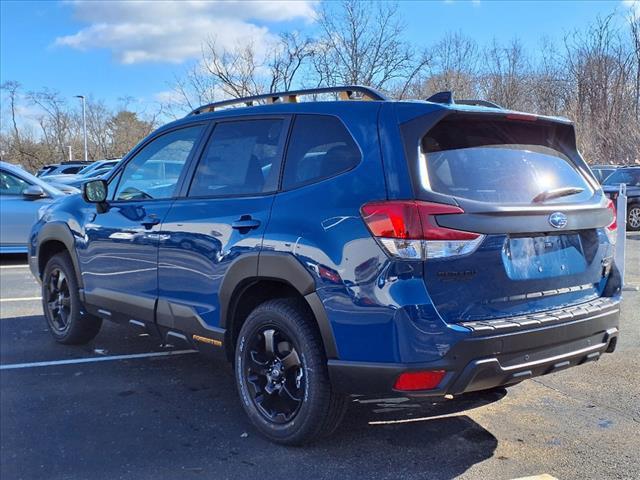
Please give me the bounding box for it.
[232,215,261,231]
[141,216,160,230]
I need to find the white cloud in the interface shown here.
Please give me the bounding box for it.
[622,0,639,19]
[54,0,317,64]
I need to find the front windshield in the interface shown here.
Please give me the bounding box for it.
[81,166,110,178]
[603,169,640,186]
[77,164,97,175]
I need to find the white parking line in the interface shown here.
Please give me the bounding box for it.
[0,296,42,302]
[511,475,558,480]
[0,265,29,269]
[0,349,198,370]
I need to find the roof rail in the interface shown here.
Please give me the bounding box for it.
[426,91,503,109]
[189,85,388,115]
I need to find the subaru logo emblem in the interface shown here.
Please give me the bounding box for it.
[549,212,567,229]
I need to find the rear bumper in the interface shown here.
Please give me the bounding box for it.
[328,297,620,397]
[28,251,40,283]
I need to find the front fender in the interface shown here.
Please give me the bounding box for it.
[33,221,85,290]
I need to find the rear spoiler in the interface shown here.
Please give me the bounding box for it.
[426,91,503,110]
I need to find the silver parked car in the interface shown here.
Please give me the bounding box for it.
[0,161,66,254]
[43,159,121,188]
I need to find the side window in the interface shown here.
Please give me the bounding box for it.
[114,125,204,201]
[282,115,361,190]
[0,170,29,195]
[189,119,285,197]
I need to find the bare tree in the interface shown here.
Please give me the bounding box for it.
[27,88,74,161]
[406,32,478,101]
[479,38,531,111]
[529,37,571,115]
[107,111,154,158]
[0,81,42,169]
[83,98,113,159]
[202,39,263,98]
[268,32,315,92]
[3,5,639,170]
[564,14,639,163]
[629,13,640,117]
[312,0,430,96]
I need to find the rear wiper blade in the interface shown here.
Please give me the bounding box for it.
[531,187,584,203]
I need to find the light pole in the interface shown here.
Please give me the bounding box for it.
[66,145,73,162]
[75,95,88,162]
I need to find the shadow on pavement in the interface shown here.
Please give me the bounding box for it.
[0,253,28,266]
[1,344,501,480]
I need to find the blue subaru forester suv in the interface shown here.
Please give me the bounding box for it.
[29,86,621,445]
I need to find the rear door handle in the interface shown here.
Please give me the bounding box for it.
[232,216,261,231]
[141,216,160,230]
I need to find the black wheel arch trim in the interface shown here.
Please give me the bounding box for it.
[219,251,339,359]
[35,222,84,291]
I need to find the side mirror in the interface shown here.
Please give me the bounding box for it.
[22,185,47,199]
[83,179,108,204]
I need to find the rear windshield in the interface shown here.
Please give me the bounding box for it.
[603,169,640,186]
[420,119,593,204]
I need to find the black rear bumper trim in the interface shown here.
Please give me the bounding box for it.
[328,300,620,397]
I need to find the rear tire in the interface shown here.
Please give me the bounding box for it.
[42,252,102,344]
[627,204,640,231]
[235,298,348,445]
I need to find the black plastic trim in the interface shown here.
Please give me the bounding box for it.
[35,222,84,290]
[218,254,260,330]
[218,250,338,358]
[257,251,316,295]
[156,298,225,343]
[304,292,339,359]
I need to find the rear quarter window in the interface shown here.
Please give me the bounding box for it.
[420,119,594,204]
[282,115,361,190]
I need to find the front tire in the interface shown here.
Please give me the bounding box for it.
[627,204,640,231]
[235,298,348,445]
[42,252,102,344]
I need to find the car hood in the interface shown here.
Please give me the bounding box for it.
[44,174,81,184]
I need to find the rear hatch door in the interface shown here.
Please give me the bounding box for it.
[400,110,616,323]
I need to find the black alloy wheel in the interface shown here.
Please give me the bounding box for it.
[45,268,72,334]
[244,327,305,423]
[235,298,348,445]
[42,252,102,344]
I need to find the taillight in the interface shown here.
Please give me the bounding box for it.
[360,200,484,260]
[606,198,617,244]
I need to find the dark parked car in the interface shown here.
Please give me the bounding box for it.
[28,86,621,445]
[36,161,91,177]
[590,164,618,184]
[602,166,640,231]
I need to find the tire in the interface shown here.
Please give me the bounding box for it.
[235,298,348,445]
[42,252,102,344]
[627,204,640,231]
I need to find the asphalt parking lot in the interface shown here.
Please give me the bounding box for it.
[1,234,638,480]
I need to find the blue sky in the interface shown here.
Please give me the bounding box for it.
[1,0,638,113]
